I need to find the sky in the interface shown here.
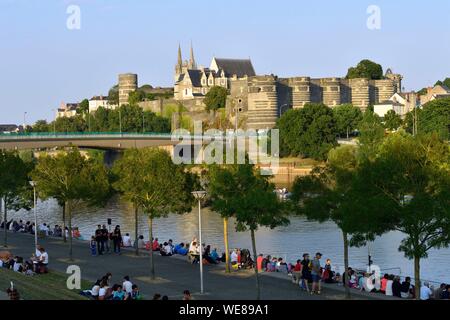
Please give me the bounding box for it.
[1,0,449,124]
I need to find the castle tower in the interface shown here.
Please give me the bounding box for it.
[385,68,403,93]
[289,77,311,108]
[349,78,370,111]
[118,73,138,106]
[321,78,342,107]
[374,79,396,103]
[247,75,279,129]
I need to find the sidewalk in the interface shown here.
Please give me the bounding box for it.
[2,231,393,300]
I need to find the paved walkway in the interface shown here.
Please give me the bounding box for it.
[2,232,392,300]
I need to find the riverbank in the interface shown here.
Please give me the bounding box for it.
[1,231,395,300]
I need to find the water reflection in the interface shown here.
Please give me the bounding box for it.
[10,197,450,283]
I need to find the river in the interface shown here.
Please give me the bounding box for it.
[9,197,450,284]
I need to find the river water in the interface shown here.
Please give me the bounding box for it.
[10,197,450,284]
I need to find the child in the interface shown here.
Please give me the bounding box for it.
[90,236,97,256]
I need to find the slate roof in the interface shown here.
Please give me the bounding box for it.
[213,58,256,77]
[186,70,203,87]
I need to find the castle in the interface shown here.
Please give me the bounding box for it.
[174,45,403,129]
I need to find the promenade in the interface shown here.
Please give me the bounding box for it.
[1,232,392,300]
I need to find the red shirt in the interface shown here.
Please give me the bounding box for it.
[257,256,263,271]
[294,263,302,272]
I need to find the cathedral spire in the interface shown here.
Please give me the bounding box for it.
[177,43,182,67]
[189,41,196,69]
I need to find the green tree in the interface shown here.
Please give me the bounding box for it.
[415,98,450,140]
[128,90,146,106]
[350,133,450,298]
[108,85,119,106]
[383,110,403,131]
[0,151,32,247]
[32,120,51,133]
[211,163,288,299]
[204,86,228,112]
[346,59,384,80]
[357,110,385,161]
[77,99,89,115]
[277,103,338,160]
[435,78,450,88]
[31,148,110,260]
[53,115,87,133]
[113,148,195,278]
[333,104,363,138]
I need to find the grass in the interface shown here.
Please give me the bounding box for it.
[0,268,91,300]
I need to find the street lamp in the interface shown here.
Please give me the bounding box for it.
[29,181,37,250]
[191,190,207,294]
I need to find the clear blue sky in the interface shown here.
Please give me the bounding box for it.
[1,0,449,124]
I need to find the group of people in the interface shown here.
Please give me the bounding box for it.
[0,245,49,276]
[90,224,123,255]
[0,218,83,240]
[81,273,143,300]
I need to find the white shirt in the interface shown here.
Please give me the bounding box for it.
[123,280,133,294]
[122,236,132,247]
[231,251,238,263]
[39,252,49,264]
[91,285,100,296]
[420,286,433,300]
[164,245,172,254]
[99,287,107,298]
[13,262,22,272]
[385,280,393,296]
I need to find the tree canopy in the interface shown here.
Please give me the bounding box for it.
[277,103,338,160]
[204,86,228,112]
[346,59,384,80]
[333,104,363,138]
[383,110,403,131]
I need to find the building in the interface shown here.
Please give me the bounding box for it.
[173,46,404,129]
[89,95,116,113]
[419,84,450,105]
[374,92,418,118]
[57,102,79,118]
[118,73,138,106]
[0,124,20,134]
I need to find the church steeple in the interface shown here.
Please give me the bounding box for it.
[189,42,196,69]
[177,43,182,68]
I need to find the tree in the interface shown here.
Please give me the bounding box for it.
[204,86,228,112]
[346,59,384,80]
[108,85,119,106]
[77,99,89,115]
[31,148,110,260]
[435,78,450,89]
[128,90,146,106]
[277,103,338,160]
[113,148,195,279]
[415,98,450,140]
[350,133,450,299]
[209,162,288,299]
[0,151,32,247]
[357,110,385,161]
[290,145,361,298]
[333,104,363,138]
[32,120,51,133]
[383,110,403,131]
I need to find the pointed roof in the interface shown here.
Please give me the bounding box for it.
[177,44,182,66]
[189,42,196,69]
[210,57,256,77]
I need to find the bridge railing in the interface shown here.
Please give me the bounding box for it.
[0,132,176,140]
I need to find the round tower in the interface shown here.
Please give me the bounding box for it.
[118,73,138,106]
[321,77,341,107]
[247,76,279,129]
[350,78,370,111]
[289,77,311,108]
[374,79,395,103]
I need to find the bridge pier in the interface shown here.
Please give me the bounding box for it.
[103,149,122,168]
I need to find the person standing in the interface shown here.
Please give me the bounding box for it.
[95,225,103,255]
[112,225,122,254]
[101,224,110,254]
[420,282,433,300]
[301,253,312,293]
[311,252,322,295]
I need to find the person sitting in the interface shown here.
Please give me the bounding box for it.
[122,233,132,247]
[174,242,184,254]
[400,277,412,298]
[152,238,160,251]
[90,280,101,300]
[160,242,172,256]
[72,227,82,240]
[189,242,200,264]
[130,284,143,300]
[53,225,62,237]
[34,247,49,274]
[137,235,146,249]
[98,281,111,300]
[210,248,220,263]
[203,245,217,264]
[112,284,126,300]
[276,257,288,273]
[230,249,239,270]
[12,257,24,273]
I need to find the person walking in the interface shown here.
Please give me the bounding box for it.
[311,252,322,295]
[112,225,122,254]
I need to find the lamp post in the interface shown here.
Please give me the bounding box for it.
[191,190,207,294]
[29,181,37,250]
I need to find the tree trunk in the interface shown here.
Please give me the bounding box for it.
[414,255,420,300]
[148,216,155,280]
[223,217,230,273]
[3,197,7,248]
[62,203,66,243]
[250,229,261,300]
[67,201,73,261]
[346,127,349,139]
[134,205,139,256]
[343,231,350,299]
